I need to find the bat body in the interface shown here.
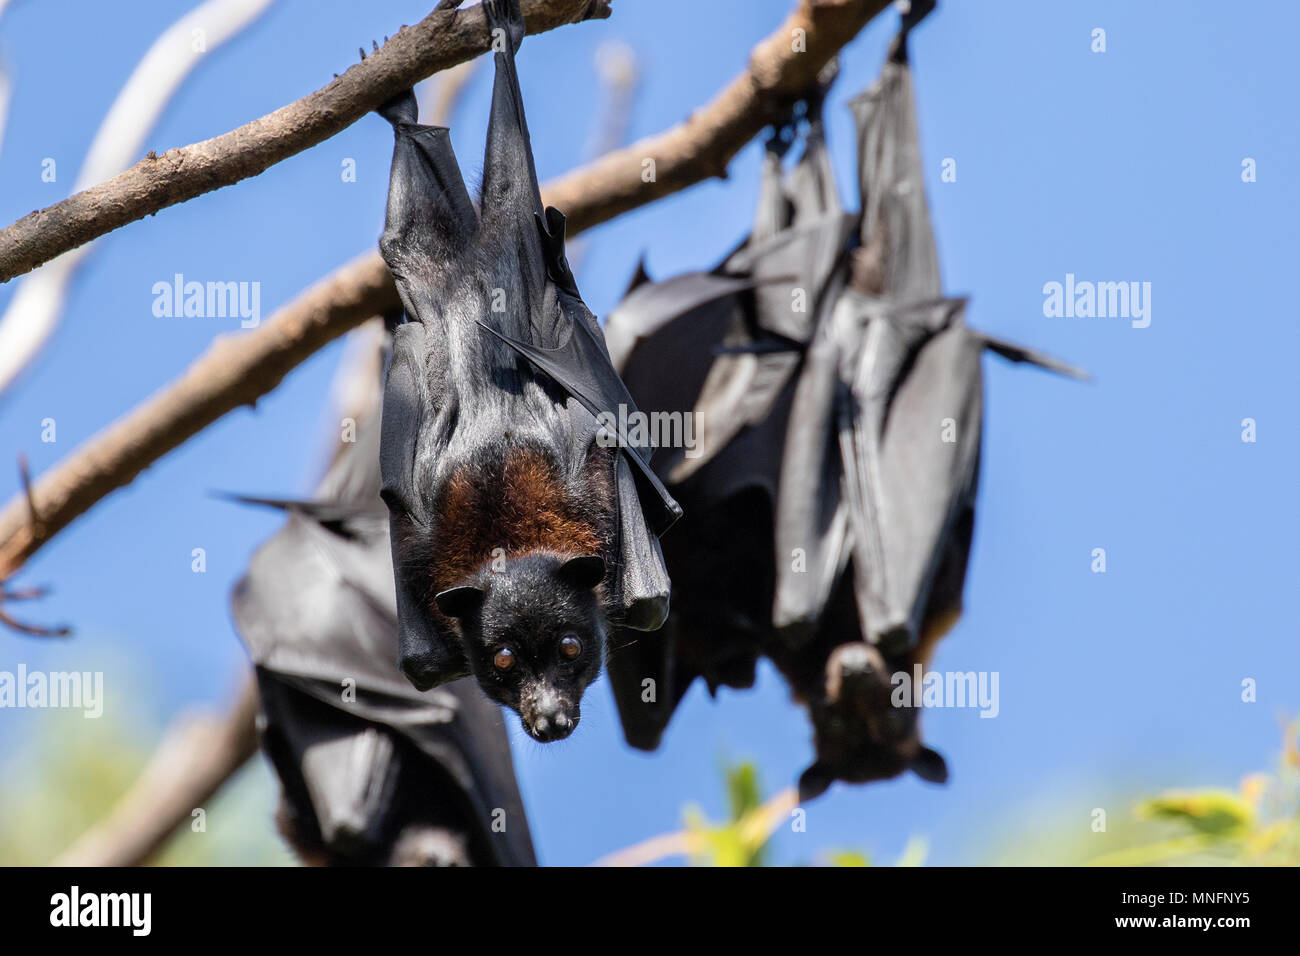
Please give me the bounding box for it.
[375,0,676,741]
[605,3,1082,798]
[230,358,536,866]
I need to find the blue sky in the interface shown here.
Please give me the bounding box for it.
[0,0,1297,865]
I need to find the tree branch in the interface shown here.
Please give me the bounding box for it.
[543,0,890,228]
[0,0,277,397]
[0,251,396,582]
[0,0,613,284]
[0,0,892,587]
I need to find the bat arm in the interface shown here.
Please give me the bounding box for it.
[978,333,1090,381]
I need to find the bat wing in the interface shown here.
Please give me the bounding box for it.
[392,676,537,867]
[478,312,681,537]
[234,500,537,865]
[841,299,983,650]
[849,37,941,302]
[605,617,682,752]
[231,501,427,703]
[604,269,759,372]
[605,290,794,746]
[725,212,856,344]
[771,296,853,639]
[257,670,536,866]
[607,265,802,485]
[979,333,1090,381]
[607,484,774,751]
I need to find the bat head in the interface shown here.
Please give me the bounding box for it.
[386,826,471,868]
[797,642,948,801]
[435,552,608,742]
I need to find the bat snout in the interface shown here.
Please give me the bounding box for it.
[398,651,444,691]
[526,710,577,742]
[826,642,888,704]
[522,688,580,742]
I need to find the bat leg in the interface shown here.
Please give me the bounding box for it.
[479,0,546,235]
[378,97,479,279]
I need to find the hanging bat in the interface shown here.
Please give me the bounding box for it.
[605,0,1084,798]
[601,70,850,750]
[229,349,536,866]
[374,0,677,743]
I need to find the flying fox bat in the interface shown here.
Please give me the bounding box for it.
[374,0,677,743]
[229,356,536,867]
[604,0,1084,799]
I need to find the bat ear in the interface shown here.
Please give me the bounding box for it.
[909,746,949,784]
[558,555,606,591]
[797,762,835,802]
[435,585,485,619]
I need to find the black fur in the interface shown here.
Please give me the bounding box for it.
[437,553,607,741]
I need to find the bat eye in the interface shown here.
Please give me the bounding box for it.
[559,634,583,660]
[493,647,515,672]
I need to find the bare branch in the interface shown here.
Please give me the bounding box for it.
[0,250,397,581]
[0,0,277,396]
[566,40,641,274]
[0,0,613,284]
[542,0,891,227]
[0,0,892,587]
[52,674,260,866]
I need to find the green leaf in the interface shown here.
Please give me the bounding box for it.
[1137,789,1255,837]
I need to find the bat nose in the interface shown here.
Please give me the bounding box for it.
[528,710,577,742]
[398,652,442,691]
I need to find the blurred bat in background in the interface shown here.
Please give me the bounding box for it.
[374,0,677,743]
[604,0,1084,800]
[229,327,536,866]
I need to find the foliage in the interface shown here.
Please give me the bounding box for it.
[0,692,291,866]
[1087,719,1300,866]
[677,759,927,867]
